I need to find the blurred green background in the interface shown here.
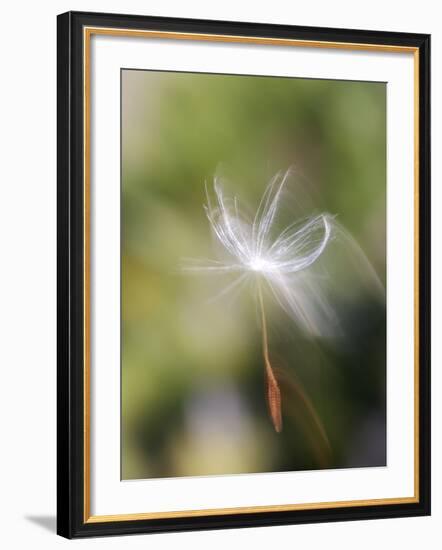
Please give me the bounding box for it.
[121,69,386,480]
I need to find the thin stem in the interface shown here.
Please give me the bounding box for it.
[280,369,332,467]
[257,283,282,432]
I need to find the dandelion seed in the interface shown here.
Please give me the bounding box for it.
[181,168,385,434]
[181,168,340,432]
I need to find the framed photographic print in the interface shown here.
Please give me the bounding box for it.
[57,11,431,538]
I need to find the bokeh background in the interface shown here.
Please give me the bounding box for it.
[121,69,386,480]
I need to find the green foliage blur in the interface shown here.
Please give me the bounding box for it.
[121,69,386,480]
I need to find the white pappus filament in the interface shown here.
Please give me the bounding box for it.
[181,168,336,339]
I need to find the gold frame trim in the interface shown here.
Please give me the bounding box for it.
[83,27,420,524]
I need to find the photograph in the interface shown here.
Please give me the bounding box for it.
[0,1,437,548]
[121,69,387,480]
[55,10,430,538]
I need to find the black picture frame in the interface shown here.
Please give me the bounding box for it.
[57,10,431,539]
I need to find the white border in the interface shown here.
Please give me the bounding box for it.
[90,34,415,516]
